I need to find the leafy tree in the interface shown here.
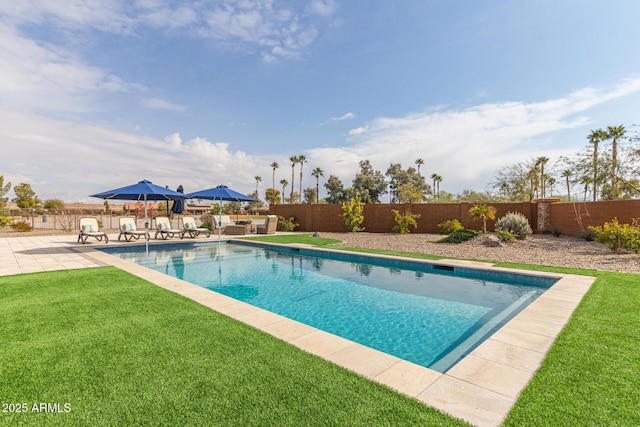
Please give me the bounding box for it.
[352,160,387,203]
[386,163,429,203]
[469,203,497,233]
[397,183,422,203]
[324,175,346,204]
[265,188,280,205]
[535,156,550,198]
[12,183,42,209]
[44,199,65,212]
[311,167,324,203]
[0,176,11,209]
[303,187,317,204]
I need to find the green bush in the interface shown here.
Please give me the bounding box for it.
[341,196,365,232]
[589,218,640,254]
[494,212,532,240]
[277,216,299,232]
[437,219,464,234]
[438,229,481,244]
[0,215,11,228]
[496,228,517,243]
[10,221,32,232]
[392,210,420,234]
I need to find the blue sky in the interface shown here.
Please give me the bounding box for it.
[1,1,640,203]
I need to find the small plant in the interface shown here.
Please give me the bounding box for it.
[0,215,11,228]
[494,212,532,240]
[277,216,299,232]
[438,229,481,244]
[550,225,563,237]
[580,228,597,241]
[589,218,640,254]
[341,196,365,232]
[469,204,497,233]
[10,221,32,232]
[392,210,420,234]
[496,228,517,243]
[437,219,464,235]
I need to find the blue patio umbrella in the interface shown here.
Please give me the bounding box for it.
[185,185,257,241]
[171,185,185,215]
[90,179,186,239]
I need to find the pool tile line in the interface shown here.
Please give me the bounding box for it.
[0,234,597,427]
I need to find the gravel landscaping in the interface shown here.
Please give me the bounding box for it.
[319,232,640,274]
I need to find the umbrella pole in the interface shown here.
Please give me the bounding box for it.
[144,195,149,253]
[218,199,222,244]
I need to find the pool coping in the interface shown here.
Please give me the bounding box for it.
[0,235,596,427]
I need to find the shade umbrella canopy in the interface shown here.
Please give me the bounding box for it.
[185,185,257,241]
[171,185,185,215]
[90,179,186,240]
[185,185,256,202]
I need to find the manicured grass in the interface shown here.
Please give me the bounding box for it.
[242,233,342,246]
[0,267,466,426]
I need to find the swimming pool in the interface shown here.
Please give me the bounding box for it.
[102,241,557,372]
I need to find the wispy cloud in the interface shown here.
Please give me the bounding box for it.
[331,112,355,121]
[142,97,187,112]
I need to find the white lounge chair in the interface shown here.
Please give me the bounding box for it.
[256,215,278,234]
[118,217,147,241]
[212,215,233,232]
[183,216,211,238]
[78,217,109,244]
[154,216,184,240]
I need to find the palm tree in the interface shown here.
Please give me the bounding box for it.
[562,169,572,200]
[279,179,288,204]
[270,161,279,191]
[254,176,261,199]
[469,203,497,233]
[415,158,424,176]
[434,174,442,200]
[430,173,438,200]
[311,167,324,203]
[298,155,307,198]
[535,156,550,198]
[588,129,607,201]
[289,155,298,204]
[607,125,626,200]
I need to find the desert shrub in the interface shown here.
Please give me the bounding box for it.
[437,219,464,234]
[550,224,563,237]
[0,215,11,228]
[392,210,420,234]
[494,212,532,240]
[496,228,517,243]
[580,227,597,241]
[341,196,365,232]
[588,218,640,254]
[10,221,32,232]
[438,229,481,244]
[277,216,299,232]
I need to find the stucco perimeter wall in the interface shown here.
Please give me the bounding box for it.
[269,200,640,235]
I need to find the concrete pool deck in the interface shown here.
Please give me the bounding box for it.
[0,233,596,427]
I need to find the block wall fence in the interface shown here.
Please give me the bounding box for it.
[269,199,640,236]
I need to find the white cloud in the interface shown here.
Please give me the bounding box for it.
[331,112,355,121]
[142,97,188,112]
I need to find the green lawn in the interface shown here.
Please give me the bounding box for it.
[2,239,640,426]
[0,267,466,426]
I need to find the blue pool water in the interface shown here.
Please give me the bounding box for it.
[102,241,557,372]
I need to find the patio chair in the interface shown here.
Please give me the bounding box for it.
[118,217,148,241]
[212,215,233,232]
[77,217,109,244]
[154,216,184,240]
[182,216,211,238]
[256,215,278,234]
